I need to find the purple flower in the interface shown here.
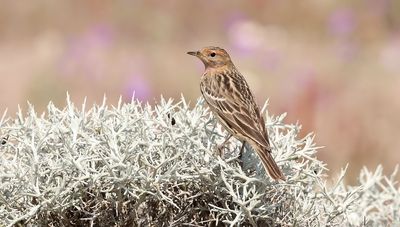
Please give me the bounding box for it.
[225,13,261,56]
[124,72,152,101]
[59,23,115,79]
[328,8,356,38]
[224,12,248,32]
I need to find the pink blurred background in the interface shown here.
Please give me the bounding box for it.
[1,1,399,183]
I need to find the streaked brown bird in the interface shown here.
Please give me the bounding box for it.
[187,46,285,181]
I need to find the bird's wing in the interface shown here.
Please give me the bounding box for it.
[201,72,271,151]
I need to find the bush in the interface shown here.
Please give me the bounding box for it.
[0,95,399,226]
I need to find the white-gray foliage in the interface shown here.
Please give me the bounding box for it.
[0,95,398,226]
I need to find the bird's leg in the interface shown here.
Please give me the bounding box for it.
[217,134,233,156]
[239,141,246,159]
[237,141,246,167]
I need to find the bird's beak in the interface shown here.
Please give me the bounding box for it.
[187,51,200,56]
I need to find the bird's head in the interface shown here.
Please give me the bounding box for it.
[187,46,233,69]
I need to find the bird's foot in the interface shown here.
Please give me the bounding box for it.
[235,142,246,168]
[216,144,226,157]
[216,134,233,157]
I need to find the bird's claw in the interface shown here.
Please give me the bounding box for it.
[216,144,225,157]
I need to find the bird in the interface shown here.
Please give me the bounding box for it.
[187,46,285,181]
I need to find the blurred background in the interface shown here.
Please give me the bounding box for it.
[0,1,399,183]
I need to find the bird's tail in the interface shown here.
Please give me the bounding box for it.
[255,147,286,181]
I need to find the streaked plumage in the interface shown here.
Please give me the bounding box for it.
[188,46,285,181]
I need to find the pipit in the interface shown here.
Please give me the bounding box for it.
[188,46,285,181]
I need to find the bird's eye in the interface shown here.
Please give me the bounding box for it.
[210,52,216,57]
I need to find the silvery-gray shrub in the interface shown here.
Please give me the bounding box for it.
[0,95,398,226]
